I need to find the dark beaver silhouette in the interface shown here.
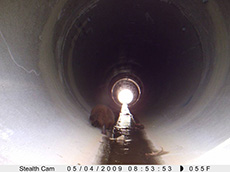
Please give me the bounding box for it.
[90,105,116,134]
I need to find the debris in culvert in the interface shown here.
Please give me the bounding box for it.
[99,128,168,164]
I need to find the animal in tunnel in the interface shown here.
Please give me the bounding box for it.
[90,104,116,134]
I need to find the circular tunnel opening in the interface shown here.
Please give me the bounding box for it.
[54,0,208,163]
[111,77,141,107]
[2,0,230,165]
[59,0,203,121]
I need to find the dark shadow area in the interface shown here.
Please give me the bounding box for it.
[68,0,203,120]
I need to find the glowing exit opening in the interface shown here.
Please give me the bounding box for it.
[118,89,134,104]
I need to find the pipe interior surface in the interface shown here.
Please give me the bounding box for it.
[1,0,230,165]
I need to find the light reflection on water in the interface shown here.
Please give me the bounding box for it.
[99,127,165,164]
[99,104,166,164]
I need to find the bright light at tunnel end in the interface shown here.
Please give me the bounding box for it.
[118,89,134,104]
[110,76,142,107]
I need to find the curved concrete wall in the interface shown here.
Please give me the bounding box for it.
[0,0,101,165]
[0,0,230,165]
[144,0,230,164]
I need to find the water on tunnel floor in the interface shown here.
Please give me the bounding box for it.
[99,128,166,164]
[99,118,167,164]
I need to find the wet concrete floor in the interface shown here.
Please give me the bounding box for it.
[99,127,166,164]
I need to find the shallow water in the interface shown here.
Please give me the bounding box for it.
[99,127,165,164]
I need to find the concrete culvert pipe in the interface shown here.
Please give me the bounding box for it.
[1,0,230,165]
